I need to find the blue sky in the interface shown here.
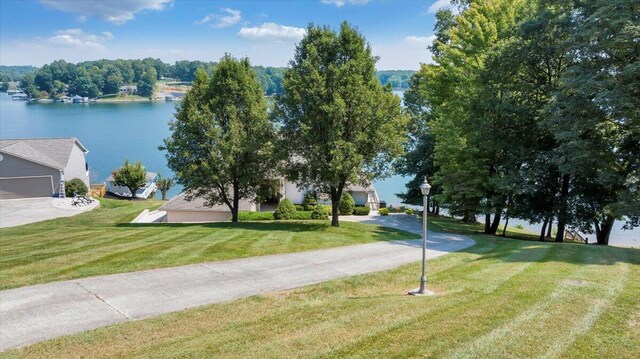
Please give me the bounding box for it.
[0,0,456,70]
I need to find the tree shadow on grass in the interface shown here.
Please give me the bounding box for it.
[115,221,418,240]
[458,236,640,266]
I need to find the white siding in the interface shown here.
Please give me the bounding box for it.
[283,180,305,205]
[350,191,367,206]
[63,144,89,188]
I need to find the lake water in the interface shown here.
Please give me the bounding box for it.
[1,93,636,247]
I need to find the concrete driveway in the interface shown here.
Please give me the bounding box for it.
[0,197,98,228]
[0,214,474,350]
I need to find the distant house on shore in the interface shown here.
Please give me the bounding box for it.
[105,172,158,199]
[0,138,90,199]
[119,85,137,95]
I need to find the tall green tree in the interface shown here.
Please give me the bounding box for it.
[162,55,274,222]
[273,22,407,226]
[549,0,640,244]
[137,68,156,97]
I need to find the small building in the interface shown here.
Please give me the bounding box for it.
[11,93,29,101]
[58,95,72,103]
[159,192,257,223]
[71,95,88,103]
[0,138,90,199]
[279,179,380,210]
[119,85,137,95]
[105,172,158,199]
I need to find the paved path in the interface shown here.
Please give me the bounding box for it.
[0,198,98,228]
[0,214,474,351]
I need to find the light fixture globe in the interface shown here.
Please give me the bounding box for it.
[420,178,431,196]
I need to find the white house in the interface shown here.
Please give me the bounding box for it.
[119,85,137,95]
[106,172,158,199]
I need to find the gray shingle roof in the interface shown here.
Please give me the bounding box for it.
[159,191,256,212]
[345,183,376,192]
[0,137,87,170]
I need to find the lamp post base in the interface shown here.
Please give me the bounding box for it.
[407,288,435,296]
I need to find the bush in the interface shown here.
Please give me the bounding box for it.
[515,224,525,230]
[294,204,304,211]
[312,205,329,220]
[379,208,389,216]
[302,192,317,211]
[65,178,88,197]
[353,206,370,216]
[293,211,313,220]
[339,193,355,215]
[238,211,275,221]
[273,198,297,220]
[405,208,415,215]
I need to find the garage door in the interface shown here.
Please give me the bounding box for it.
[0,176,54,199]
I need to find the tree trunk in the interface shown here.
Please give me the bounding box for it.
[129,187,137,199]
[484,213,491,234]
[231,186,239,223]
[502,213,509,237]
[330,186,343,227]
[435,204,440,216]
[161,191,167,200]
[489,208,502,235]
[595,215,615,245]
[539,218,549,242]
[555,175,570,243]
[462,213,475,223]
[546,217,553,238]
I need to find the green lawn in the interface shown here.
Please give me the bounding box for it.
[3,216,638,358]
[0,198,418,290]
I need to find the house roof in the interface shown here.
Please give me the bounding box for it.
[0,137,88,170]
[345,183,376,193]
[106,172,158,182]
[159,191,255,212]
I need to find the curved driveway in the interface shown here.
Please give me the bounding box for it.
[0,214,474,351]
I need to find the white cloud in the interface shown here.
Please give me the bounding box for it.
[196,8,241,29]
[238,23,306,42]
[76,15,87,23]
[39,0,173,24]
[427,0,454,14]
[321,0,370,7]
[45,29,113,50]
[373,37,435,70]
[402,35,436,47]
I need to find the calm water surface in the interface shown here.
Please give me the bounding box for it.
[0,93,636,246]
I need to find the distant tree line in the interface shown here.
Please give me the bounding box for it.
[0,65,37,82]
[398,0,639,245]
[8,60,412,98]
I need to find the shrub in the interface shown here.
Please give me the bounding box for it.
[294,204,304,211]
[312,205,329,220]
[353,206,370,216]
[238,211,275,221]
[302,192,317,211]
[515,224,525,230]
[339,193,355,215]
[273,198,297,220]
[379,208,389,216]
[293,211,313,220]
[405,208,415,215]
[65,178,88,197]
